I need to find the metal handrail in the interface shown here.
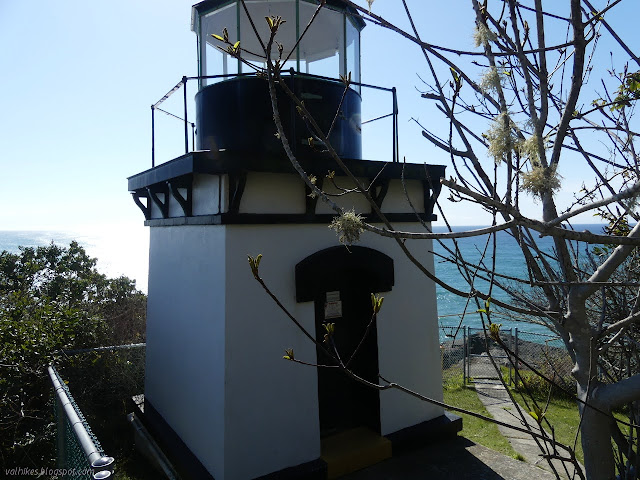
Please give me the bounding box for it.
[49,365,115,479]
[61,343,146,355]
[150,71,400,167]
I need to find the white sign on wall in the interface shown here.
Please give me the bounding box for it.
[324,291,342,319]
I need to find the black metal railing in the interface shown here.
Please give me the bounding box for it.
[150,70,399,167]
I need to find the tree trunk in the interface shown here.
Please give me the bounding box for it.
[579,382,616,480]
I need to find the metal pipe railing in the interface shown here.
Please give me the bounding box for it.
[392,86,398,163]
[61,343,146,355]
[151,106,155,167]
[49,365,115,479]
[150,72,400,167]
[182,76,189,154]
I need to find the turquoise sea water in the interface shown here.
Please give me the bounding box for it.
[0,224,606,334]
[432,223,607,337]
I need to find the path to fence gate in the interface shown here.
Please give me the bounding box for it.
[440,324,573,389]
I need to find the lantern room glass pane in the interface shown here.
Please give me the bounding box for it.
[239,0,298,71]
[199,3,239,86]
[298,2,344,79]
[195,0,362,85]
[346,16,360,92]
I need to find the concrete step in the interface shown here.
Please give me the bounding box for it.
[321,427,392,479]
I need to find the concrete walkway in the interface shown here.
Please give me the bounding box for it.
[474,379,584,479]
[341,435,557,480]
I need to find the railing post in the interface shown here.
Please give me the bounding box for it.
[183,76,189,154]
[151,106,156,168]
[391,86,398,163]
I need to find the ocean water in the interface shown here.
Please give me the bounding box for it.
[0,224,606,333]
[433,224,607,337]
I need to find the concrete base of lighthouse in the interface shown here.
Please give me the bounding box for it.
[140,223,452,479]
[132,396,461,480]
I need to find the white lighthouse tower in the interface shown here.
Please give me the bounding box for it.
[128,1,458,478]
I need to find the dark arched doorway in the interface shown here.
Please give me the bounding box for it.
[296,246,394,437]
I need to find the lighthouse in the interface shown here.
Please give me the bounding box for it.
[128,1,458,479]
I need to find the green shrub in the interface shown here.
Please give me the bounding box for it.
[0,242,146,471]
[512,369,574,401]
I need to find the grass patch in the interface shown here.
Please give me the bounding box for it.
[443,377,519,459]
[509,389,584,464]
[509,373,633,468]
[510,394,628,466]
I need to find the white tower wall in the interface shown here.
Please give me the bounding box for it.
[145,226,227,478]
[145,221,443,479]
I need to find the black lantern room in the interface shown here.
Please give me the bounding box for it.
[191,0,365,159]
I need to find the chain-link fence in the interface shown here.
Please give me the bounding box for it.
[440,325,573,390]
[466,326,515,382]
[50,343,147,479]
[440,325,466,387]
[57,344,146,414]
[513,330,574,391]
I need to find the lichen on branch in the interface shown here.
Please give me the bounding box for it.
[473,23,497,48]
[329,209,365,245]
[521,163,562,198]
[484,112,519,164]
[479,66,503,94]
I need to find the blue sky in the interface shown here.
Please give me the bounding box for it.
[0,0,637,233]
[0,1,194,231]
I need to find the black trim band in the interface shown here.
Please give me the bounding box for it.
[143,212,435,227]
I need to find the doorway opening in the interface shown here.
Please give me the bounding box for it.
[295,246,394,437]
[315,286,380,436]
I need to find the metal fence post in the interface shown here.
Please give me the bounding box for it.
[55,395,66,469]
[463,325,467,386]
[509,327,513,386]
[514,327,519,384]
